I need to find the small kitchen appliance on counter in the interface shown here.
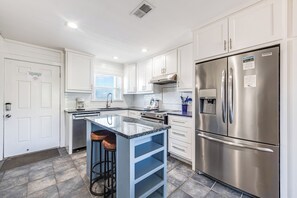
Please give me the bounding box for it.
[76,98,85,110]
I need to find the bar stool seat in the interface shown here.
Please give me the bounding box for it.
[103,134,117,198]
[102,135,116,151]
[89,130,111,196]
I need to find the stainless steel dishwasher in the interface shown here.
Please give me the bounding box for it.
[72,112,100,151]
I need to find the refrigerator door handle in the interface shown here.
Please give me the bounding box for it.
[228,68,234,124]
[221,70,226,123]
[197,134,274,153]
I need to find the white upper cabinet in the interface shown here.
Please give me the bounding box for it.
[193,18,228,60]
[164,49,178,75]
[177,43,193,91]
[229,0,282,52]
[124,64,137,94]
[137,58,153,93]
[153,55,165,77]
[193,0,282,61]
[65,49,94,93]
[152,49,177,77]
[292,0,297,37]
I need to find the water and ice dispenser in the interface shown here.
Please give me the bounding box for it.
[199,89,216,115]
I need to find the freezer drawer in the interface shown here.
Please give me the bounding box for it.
[195,131,279,198]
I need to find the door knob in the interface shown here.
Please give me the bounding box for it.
[5,114,11,118]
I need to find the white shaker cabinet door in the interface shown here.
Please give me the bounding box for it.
[193,18,228,61]
[164,49,178,74]
[65,50,93,93]
[228,0,282,52]
[124,64,136,94]
[152,55,165,77]
[137,61,146,92]
[177,43,193,91]
[145,58,153,92]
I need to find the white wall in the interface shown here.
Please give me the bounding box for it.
[64,59,133,109]
[132,84,193,111]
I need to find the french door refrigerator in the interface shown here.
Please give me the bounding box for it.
[195,46,279,198]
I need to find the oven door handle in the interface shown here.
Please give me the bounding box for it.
[140,117,163,123]
[197,134,274,153]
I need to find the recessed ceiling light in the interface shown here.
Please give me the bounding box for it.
[66,22,78,29]
[113,56,119,60]
[142,48,148,53]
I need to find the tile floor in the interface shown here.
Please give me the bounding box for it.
[0,149,252,198]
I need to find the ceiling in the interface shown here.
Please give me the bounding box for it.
[0,0,254,63]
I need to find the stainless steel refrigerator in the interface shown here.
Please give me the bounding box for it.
[195,46,279,198]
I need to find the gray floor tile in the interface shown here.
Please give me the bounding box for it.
[71,151,87,160]
[58,148,69,157]
[57,175,85,197]
[191,173,215,188]
[28,175,56,194]
[52,156,72,166]
[242,194,253,198]
[167,156,181,172]
[73,156,87,167]
[167,182,178,197]
[174,163,194,177]
[180,178,210,198]
[29,166,54,182]
[53,161,75,173]
[60,185,92,198]
[167,169,189,187]
[212,182,242,198]
[169,189,193,198]
[55,167,80,183]
[2,165,29,180]
[205,190,224,198]
[0,171,4,182]
[0,183,27,198]
[27,185,59,198]
[29,159,53,171]
[0,174,28,191]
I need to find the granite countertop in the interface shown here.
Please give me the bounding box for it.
[64,107,155,114]
[167,111,192,117]
[85,115,171,139]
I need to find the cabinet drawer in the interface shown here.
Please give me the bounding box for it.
[168,116,192,128]
[168,138,191,161]
[169,126,192,144]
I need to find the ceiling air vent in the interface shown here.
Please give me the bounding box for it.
[131,1,154,18]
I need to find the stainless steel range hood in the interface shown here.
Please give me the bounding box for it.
[150,73,177,84]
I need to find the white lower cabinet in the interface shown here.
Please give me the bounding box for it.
[168,115,193,162]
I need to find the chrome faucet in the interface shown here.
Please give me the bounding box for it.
[106,93,112,108]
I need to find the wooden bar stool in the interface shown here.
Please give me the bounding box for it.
[103,134,117,198]
[89,130,110,196]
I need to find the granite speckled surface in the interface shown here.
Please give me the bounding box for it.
[85,115,170,139]
[65,107,155,114]
[167,111,192,117]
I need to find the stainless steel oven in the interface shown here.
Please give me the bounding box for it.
[72,112,100,151]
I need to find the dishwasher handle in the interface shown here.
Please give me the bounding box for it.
[73,113,100,120]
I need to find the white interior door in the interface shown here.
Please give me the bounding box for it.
[4,59,60,157]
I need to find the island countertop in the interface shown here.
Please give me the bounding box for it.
[85,114,171,139]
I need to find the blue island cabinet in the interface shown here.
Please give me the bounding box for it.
[85,115,169,198]
[117,130,167,198]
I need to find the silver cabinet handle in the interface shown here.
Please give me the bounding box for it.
[228,68,234,124]
[224,40,227,51]
[221,70,226,123]
[172,131,186,137]
[197,134,274,153]
[230,38,232,50]
[172,145,186,152]
[6,114,11,118]
[172,120,186,124]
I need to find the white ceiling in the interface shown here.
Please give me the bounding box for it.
[0,0,253,63]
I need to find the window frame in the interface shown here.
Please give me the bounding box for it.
[92,73,123,102]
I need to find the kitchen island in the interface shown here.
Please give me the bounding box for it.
[85,115,170,198]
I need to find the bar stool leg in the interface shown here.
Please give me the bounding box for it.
[89,140,94,193]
